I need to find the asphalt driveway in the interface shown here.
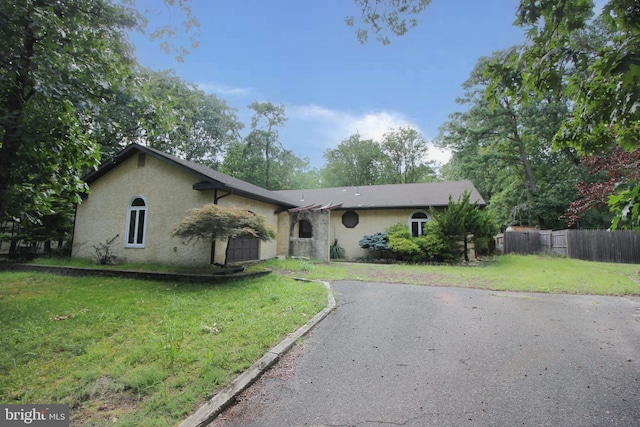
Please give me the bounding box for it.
[211,281,640,427]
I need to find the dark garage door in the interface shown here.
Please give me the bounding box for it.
[226,237,259,263]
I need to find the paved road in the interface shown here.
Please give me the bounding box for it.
[211,281,640,427]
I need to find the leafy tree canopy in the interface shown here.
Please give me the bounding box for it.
[430,191,498,262]
[353,0,639,229]
[381,126,436,184]
[0,0,201,231]
[322,133,386,187]
[0,0,138,224]
[346,0,432,45]
[140,70,243,168]
[172,204,276,244]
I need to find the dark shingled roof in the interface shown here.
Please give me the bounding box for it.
[84,144,485,210]
[83,143,299,209]
[274,181,486,210]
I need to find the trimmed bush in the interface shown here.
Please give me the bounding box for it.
[358,232,389,258]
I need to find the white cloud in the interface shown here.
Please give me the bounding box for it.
[348,111,417,141]
[288,104,418,149]
[195,82,253,96]
[289,104,340,121]
[286,103,451,166]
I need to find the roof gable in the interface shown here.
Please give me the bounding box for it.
[275,181,486,210]
[83,144,299,208]
[85,144,485,211]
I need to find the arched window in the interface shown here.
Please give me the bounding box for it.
[125,196,147,247]
[298,219,313,238]
[409,211,430,237]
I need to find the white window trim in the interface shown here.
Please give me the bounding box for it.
[408,210,431,237]
[125,195,148,248]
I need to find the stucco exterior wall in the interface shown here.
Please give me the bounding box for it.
[276,212,291,256]
[214,194,282,264]
[329,208,430,260]
[72,154,282,266]
[289,210,330,262]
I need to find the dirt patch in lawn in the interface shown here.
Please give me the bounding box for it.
[70,377,142,427]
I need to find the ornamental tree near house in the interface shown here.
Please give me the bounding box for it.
[171,204,276,266]
[359,232,390,258]
[430,191,498,263]
[563,146,640,229]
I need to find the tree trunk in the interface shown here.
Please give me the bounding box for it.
[505,102,547,229]
[463,235,469,263]
[507,108,537,196]
[0,18,36,220]
[9,239,18,260]
[265,140,271,190]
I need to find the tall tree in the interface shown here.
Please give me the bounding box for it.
[0,0,202,253]
[0,0,137,224]
[244,102,287,190]
[489,0,640,228]
[438,52,583,230]
[140,70,243,168]
[321,133,386,187]
[348,0,640,228]
[220,135,315,191]
[380,126,435,183]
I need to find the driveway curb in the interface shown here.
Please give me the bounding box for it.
[178,279,335,427]
[0,263,270,283]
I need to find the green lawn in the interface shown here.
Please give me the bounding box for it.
[259,254,640,295]
[0,272,327,426]
[3,254,638,426]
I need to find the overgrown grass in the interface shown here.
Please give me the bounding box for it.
[259,254,640,295]
[0,272,327,426]
[6,254,637,425]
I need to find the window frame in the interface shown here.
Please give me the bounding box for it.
[408,210,431,237]
[298,219,313,238]
[125,196,148,248]
[342,210,359,228]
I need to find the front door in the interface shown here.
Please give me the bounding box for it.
[226,237,259,263]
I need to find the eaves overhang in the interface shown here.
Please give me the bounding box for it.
[83,144,299,210]
[191,180,299,208]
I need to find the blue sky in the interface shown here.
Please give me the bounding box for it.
[129,0,526,168]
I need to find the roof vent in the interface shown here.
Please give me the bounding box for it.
[355,187,360,196]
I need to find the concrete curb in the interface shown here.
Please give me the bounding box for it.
[0,263,271,283]
[178,279,336,427]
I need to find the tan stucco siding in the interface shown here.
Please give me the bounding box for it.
[329,208,429,259]
[276,212,291,256]
[215,195,282,264]
[72,154,282,266]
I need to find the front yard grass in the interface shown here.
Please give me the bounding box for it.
[0,272,327,426]
[4,254,637,426]
[260,254,640,295]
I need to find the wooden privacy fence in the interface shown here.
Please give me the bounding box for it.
[495,230,640,264]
